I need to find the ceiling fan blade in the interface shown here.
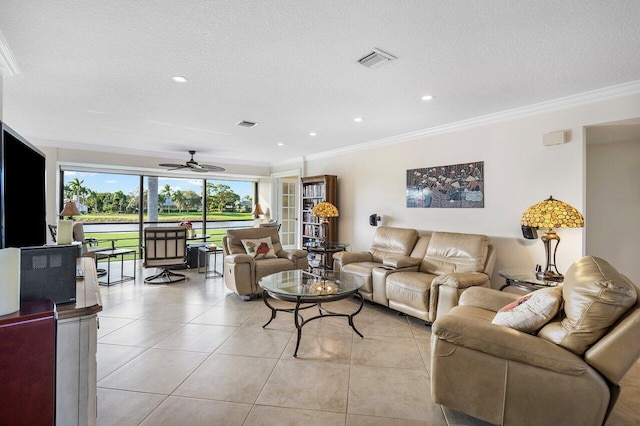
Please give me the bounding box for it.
[158,151,225,173]
[199,164,226,172]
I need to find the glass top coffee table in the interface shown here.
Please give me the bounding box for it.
[259,270,364,357]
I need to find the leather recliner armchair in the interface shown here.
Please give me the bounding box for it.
[431,256,640,426]
[386,231,495,322]
[332,226,420,301]
[223,227,308,299]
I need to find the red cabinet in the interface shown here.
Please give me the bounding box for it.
[1,299,56,425]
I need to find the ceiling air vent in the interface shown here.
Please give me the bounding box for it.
[357,48,397,69]
[236,120,258,128]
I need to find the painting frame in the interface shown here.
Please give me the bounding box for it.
[406,161,484,208]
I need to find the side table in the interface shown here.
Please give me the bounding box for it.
[96,248,136,286]
[305,242,348,276]
[198,245,224,278]
[498,269,561,293]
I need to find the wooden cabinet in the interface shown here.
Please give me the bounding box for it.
[1,299,57,426]
[0,258,101,426]
[301,175,338,247]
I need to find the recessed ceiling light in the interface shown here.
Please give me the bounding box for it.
[422,95,434,101]
[172,76,188,83]
[309,132,317,136]
[277,142,284,146]
[354,117,363,122]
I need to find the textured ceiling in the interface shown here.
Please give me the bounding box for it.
[1,1,640,167]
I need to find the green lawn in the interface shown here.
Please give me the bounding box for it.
[85,213,249,262]
[78,212,252,222]
[89,228,230,263]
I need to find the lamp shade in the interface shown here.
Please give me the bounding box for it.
[251,203,264,217]
[59,200,81,218]
[521,196,584,229]
[311,201,339,218]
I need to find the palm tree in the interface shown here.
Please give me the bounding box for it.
[160,184,173,213]
[67,178,89,204]
[173,190,186,213]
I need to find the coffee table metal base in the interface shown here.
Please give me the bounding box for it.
[262,290,364,357]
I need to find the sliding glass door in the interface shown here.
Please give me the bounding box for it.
[60,170,256,256]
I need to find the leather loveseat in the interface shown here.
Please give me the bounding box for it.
[431,256,640,426]
[222,227,308,299]
[334,226,496,322]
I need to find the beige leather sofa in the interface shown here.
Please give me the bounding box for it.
[431,256,640,426]
[334,227,495,322]
[333,226,420,300]
[222,227,308,299]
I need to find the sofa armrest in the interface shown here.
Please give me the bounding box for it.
[432,272,490,289]
[458,286,520,312]
[335,251,372,266]
[428,273,493,322]
[433,309,588,376]
[224,253,255,264]
[278,249,308,261]
[383,255,422,269]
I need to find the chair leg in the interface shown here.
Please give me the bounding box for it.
[239,293,259,301]
[144,267,187,284]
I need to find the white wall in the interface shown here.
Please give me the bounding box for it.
[586,139,640,283]
[0,74,4,119]
[38,146,60,243]
[304,93,640,287]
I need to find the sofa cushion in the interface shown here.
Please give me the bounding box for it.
[386,271,437,311]
[422,232,489,275]
[241,237,277,259]
[342,261,380,293]
[226,228,283,255]
[255,258,295,282]
[369,226,419,263]
[538,256,637,355]
[492,287,562,334]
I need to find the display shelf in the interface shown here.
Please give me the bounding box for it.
[300,175,338,247]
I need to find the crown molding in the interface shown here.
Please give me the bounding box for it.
[32,137,272,168]
[0,31,20,77]
[300,80,640,163]
[271,155,304,168]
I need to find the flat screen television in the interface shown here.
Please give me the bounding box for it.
[0,121,47,248]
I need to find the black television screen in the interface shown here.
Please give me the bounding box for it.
[0,121,47,248]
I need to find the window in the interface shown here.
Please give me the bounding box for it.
[61,170,255,256]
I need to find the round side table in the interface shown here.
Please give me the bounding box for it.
[498,269,561,293]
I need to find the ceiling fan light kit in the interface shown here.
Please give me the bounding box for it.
[158,150,225,173]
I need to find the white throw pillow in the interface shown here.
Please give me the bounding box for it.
[491,286,562,334]
[241,237,277,259]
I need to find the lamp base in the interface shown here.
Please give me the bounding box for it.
[536,270,564,282]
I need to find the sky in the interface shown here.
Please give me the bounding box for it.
[64,171,253,198]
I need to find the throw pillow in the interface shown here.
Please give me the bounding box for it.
[241,237,277,260]
[491,286,562,334]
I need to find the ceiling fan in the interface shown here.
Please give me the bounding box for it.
[158,150,225,173]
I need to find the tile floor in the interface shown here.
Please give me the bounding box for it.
[96,261,640,425]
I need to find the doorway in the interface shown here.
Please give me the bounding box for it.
[279,178,299,248]
[585,118,640,284]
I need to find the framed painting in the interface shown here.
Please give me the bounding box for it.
[406,161,484,208]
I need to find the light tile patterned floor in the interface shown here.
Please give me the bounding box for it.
[95,262,640,425]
